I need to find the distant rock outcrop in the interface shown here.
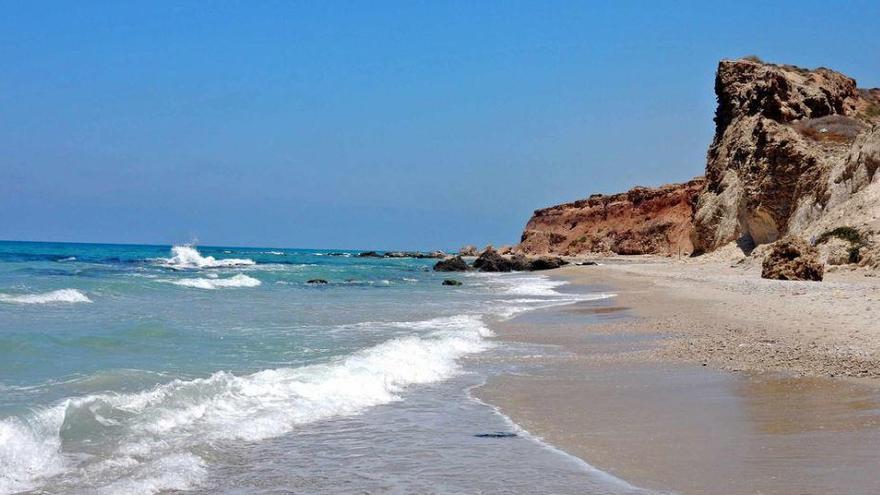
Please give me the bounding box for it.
[459,245,479,256]
[761,236,824,281]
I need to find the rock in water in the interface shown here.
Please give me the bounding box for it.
[527,256,568,271]
[442,279,462,286]
[761,236,824,281]
[357,251,383,258]
[433,256,469,272]
[307,279,329,284]
[472,248,514,272]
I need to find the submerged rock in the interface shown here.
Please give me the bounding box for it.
[474,432,518,438]
[442,279,462,286]
[306,279,329,284]
[761,236,824,281]
[433,256,469,272]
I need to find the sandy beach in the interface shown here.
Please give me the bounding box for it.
[476,258,880,495]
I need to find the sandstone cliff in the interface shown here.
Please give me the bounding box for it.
[519,58,880,262]
[519,178,705,256]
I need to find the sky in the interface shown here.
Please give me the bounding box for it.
[1,1,878,250]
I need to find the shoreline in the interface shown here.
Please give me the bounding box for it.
[475,258,880,495]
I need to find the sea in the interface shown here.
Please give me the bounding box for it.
[0,241,648,494]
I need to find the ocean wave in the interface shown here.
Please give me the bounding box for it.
[0,315,491,494]
[157,245,255,270]
[169,274,261,290]
[0,289,92,305]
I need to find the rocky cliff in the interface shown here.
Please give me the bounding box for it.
[519,178,705,256]
[519,58,880,262]
[692,59,880,255]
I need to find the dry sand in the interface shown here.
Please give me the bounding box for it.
[475,257,880,495]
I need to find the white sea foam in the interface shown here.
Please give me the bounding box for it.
[0,315,491,495]
[169,274,261,290]
[0,289,91,304]
[501,276,569,296]
[158,245,255,270]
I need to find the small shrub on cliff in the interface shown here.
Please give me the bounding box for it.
[816,226,865,247]
[816,226,867,264]
[742,54,764,63]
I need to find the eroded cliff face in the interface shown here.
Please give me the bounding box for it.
[519,58,880,261]
[519,179,705,256]
[692,59,880,254]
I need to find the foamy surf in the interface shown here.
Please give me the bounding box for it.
[169,274,261,289]
[0,289,91,304]
[0,315,492,495]
[158,245,255,270]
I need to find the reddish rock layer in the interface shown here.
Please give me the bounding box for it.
[519,178,705,256]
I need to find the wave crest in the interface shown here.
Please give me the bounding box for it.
[158,245,255,270]
[0,315,491,494]
[0,289,92,305]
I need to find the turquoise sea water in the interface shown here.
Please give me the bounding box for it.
[0,241,646,494]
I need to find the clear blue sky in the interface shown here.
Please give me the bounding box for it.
[2,1,878,250]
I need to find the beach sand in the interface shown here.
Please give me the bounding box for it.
[476,259,880,494]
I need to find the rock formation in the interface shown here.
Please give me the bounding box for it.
[434,249,568,272]
[761,236,824,281]
[519,58,880,264]
[519,179,705,256]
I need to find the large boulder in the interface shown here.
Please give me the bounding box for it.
[433,256,469,272]
[761,236,824,281]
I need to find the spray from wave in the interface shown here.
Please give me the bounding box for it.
[158,245,255,270]
[0,315,492,495]
[0,289,92,305]
[169,274,261,290]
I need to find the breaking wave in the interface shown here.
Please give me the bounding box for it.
[0,289,92,305]
[0,315,492,494]
[169,274,261,290]
[157,245,255,270]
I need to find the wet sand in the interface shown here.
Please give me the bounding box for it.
[475,261,880,495]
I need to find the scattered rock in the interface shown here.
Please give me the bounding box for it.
[442,279,462,286]
[433,256,469,272]
[357,251,382,258]
[307,279,329,284]
[761,236,824,281]
[576,261,599,266]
